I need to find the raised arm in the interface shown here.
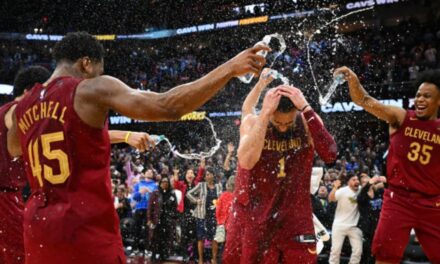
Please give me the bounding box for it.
[241,68,274,118]
[328,179,341,202]
[223,143,235,171]
[277,86,337,163]
[334,67,406,129]
[238,88,281,170]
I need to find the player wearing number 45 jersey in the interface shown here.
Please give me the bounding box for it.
[7,32,268,264]
[224,69,337,264]
[335,67,440,264]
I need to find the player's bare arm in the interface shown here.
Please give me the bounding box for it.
[75,45,270,128]
[334,66,406,131]
[238,88,281,170]
[241,68,274,119]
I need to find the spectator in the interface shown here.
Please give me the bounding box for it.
[132,169,158,254]
[148,177,179,262]
[186,167,223,264]
[329,174,362,264]
[212,176,235,264]
[357,175,386,264]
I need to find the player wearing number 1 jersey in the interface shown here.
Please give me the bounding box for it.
[335,67,440,264]
[224,81,337,263]
[7,32,268,263]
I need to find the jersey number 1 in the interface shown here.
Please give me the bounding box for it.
[278,157,286,178]
[27,131,70,187]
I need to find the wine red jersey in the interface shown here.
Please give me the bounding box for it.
[387,110,440,196]
[0,101,26,190]
[236,114,315,238]
[15,77,124,263]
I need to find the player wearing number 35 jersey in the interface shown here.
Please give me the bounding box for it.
[223,72,337,264]
[335,67,440,264]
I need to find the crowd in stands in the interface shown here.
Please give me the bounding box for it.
[2,15,440,110]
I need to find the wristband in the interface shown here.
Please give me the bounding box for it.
[124,132,132,143]
[301,104,310,112]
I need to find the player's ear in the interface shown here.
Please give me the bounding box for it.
[79,57,93,76]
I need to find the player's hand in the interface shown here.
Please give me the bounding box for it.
[334,66,360,86]
[261,88,281,116]
[227,142,235,154]
[333,179,341,189]
[126,132,156,152]
[257,68,275,87]
[227,44,271,77]
[276,85,310,110]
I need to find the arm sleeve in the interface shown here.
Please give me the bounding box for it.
[194,166,205,185]
[186,183,201,203]
[303,110,337,163]
[357,183,372,205]
[334,188,343,201]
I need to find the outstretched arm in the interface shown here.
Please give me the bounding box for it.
[108,130,155,152]
[334,67,406,129]
[238,88,281,170]
[241,68,274,119]
[80,45,270,123]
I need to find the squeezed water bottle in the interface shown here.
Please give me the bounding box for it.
[318,73,346,105]
[237,41,267,84]
[149,134,166,146]
[238,33,286,84]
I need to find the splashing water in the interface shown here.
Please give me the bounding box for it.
[157,117,222,160]
[264,69,290,85]
[305,7,374,104]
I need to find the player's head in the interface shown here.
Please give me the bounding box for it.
[346,173,360,191]
[13,66,51,98]
[270,96,297,133]
[53,31,105,78]
[414,69,440,120]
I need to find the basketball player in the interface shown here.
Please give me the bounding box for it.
[6,32,268,263]
[224,83,337,263]
[1,66,158,264]
[334,67,440,264]
[0,66,50,264]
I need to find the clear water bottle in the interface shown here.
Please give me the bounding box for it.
[237,41,268,84]
[238,33,286,84]
[318,73,346,105]
[149,134,166,146]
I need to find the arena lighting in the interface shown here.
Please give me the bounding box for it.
[239,15,269,25]
[0,84,13,94]
[94,34,116,40]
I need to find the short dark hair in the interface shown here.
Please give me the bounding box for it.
[53,31,104,63]
[205,166,216,176]
[13,66,51,97]
[415,69,440,91]
[276,96,296,113]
